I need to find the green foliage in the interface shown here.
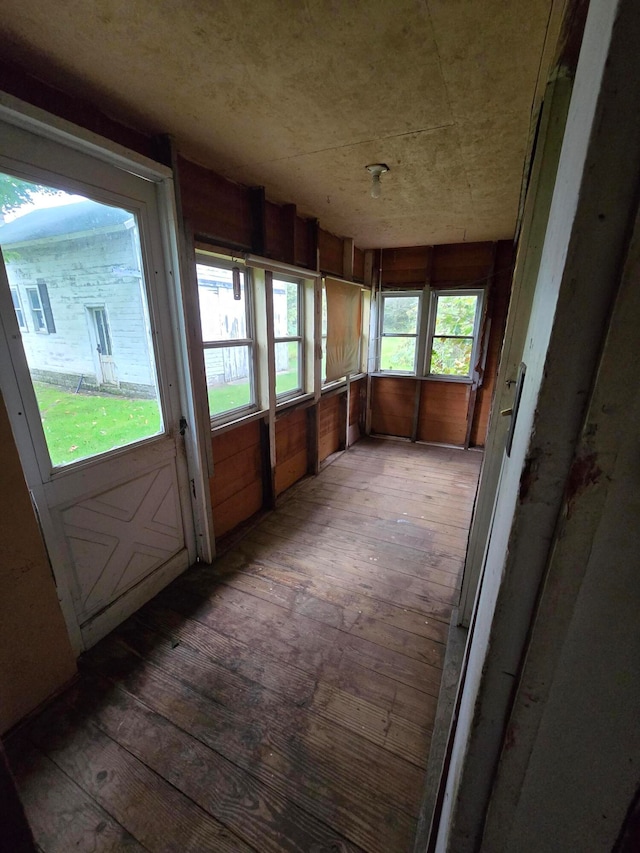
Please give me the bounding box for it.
[379,295,419,372]
[430,294,478,376]
[430,338,473,375]
[0,174,58,215]
[286,282,299,336]
[434,295,477,336]
[383,295,419,334]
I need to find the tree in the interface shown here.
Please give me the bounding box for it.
[0,174,57,215]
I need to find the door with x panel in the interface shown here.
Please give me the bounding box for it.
[0,119,196,651]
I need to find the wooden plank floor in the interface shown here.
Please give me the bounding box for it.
[6,436,482,853]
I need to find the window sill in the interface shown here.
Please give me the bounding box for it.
[371,372,473,384]
[210,407,267,436]
[275,391,314,414]
[321,372,366,395]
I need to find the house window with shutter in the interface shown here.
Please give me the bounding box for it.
[26,281,56,334]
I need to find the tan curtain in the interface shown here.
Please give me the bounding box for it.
[326,277,362,381]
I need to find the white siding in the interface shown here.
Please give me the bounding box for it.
[5,225,156,391]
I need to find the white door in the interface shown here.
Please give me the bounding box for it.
[0,119,196,652]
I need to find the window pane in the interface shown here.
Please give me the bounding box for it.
[430,337,473,376]
[275,340,300,395]
[434,295,477,336]
[204,346,252,415]
[197,264,247,342]
[383,295,419,334]
[380,336,416,372]
[10,289,26,329]
[0,176,163,468]
[273,279,299,337]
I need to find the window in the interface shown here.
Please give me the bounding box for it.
[1,186,164,468]
[10,287,27,330]
[379,292,421,373]
[273,277,303,398]
[26,280,56,334]
[427,289,483,379]
[196,259,255,421]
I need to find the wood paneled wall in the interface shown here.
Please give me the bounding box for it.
[371,377,416,438]
[210,420,263,538]
[318,394,343,462]
[275,408,308,497]
[469,240,514,445]
[348,377,366,444]
[418,382,470,445]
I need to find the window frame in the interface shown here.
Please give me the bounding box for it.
[272,274,304,402]
[26,286,47,333]
[196,255,258,425]
[378,289,424,375]
[10,287,27,331]
[425,288,484,382]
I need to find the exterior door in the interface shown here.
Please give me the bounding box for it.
[0,119,196,652]
[90,307,117,385]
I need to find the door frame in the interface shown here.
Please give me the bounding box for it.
[0,93,214,652]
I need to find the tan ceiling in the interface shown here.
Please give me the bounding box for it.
[1,0,558,249]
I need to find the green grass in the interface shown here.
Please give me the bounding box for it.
[207,380,252,416]
[380,336,416,372]
[207,368,300,417]
[33,382,162,467]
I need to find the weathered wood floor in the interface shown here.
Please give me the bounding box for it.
[7,437,482,853]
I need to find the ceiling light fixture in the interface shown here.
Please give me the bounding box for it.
[366,163,389,199]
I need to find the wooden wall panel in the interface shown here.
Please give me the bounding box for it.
[418,382,470,445]
[318,229,344,278]
[294,215,310,269]
[431,242,495,285]
[178,157,253,248]
[471,240,515,446]
[0,60,161,162]
[381,246,432,286]
[370,377,416,438]
[210,420,263,538]
[349,377,365,427]
[353,248,365,283]
[348,377,366,445]
[318,394,342,462]
[265,201,286,262]
[275,408,308,496]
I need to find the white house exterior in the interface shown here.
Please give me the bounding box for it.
[1,199,158,396]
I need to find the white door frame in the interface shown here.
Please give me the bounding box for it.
[0,94,214,652]
[457,73,573,628]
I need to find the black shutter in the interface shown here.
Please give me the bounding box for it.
[36,279,56,334]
